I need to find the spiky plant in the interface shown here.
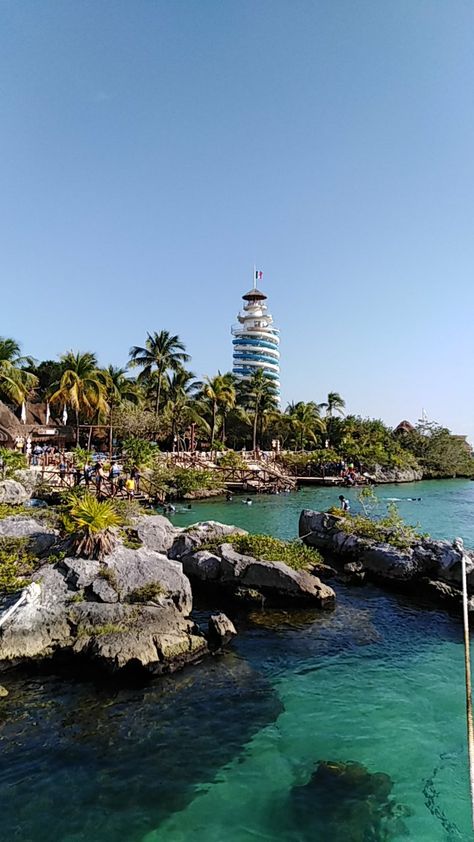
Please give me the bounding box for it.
[63,494,123,560]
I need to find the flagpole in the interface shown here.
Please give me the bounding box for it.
[253,264,256,290]
[459,538,474,830]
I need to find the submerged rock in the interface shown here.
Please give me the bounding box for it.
[207,613,237,649]
[289,760,408,841]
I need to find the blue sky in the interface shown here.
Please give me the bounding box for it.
[2,1,473,440]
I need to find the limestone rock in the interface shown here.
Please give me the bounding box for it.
[0,516,58,556]
[0,480,29,505]
[70,602,207,674]
[133,514,179,554]
[207,613,237,649]
[169,521,247,560]
[360,544,417,580]
[0,685,8,697]
[102,546,192,613]
[183,541,336,608]
[181,550,222,581]
[60,557,101,589]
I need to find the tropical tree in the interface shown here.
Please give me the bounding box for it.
[239,369,278,450]
[63,494,123,560]
[128,331,190,415]
[49,352,108,445]
[198,372,236,447]
[0,337,37,407]
[163,369,203,447]
[285,401,325,450]
[319,391,346,418]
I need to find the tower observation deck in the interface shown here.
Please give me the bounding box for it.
[231,275,280,400]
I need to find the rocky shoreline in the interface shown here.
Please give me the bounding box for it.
[299,509,474,611]
[0,514,333,679]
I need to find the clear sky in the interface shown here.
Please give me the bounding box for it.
[2,1,473,440]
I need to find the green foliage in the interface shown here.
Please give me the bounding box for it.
[0,537,34,593]
[120,528,143,549]
[277,449,341,474]
[98,566,118,587]
[402,425,474,478]
[69,591,85,603]
[218,450,247,470]
[127,582,164,603]
[112,498,144,524]
[63,493,123,559]
[332,504,421,550]
[72,447,93,468]
[203,533,323,570]
[0,448,27,479]
[122,436,158,468]
[0,503,29,519]
[149,461,223,499]
[78,622,126,637]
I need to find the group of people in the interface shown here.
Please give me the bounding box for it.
[55,458,141,500]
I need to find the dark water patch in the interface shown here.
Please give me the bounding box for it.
[285,760,410,842]
[0,652,282,842]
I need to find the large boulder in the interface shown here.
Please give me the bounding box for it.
[169,520,247,560]
[182,541,335,608]
[0,480,29,505]
[133,514,180,554]
[0,516,58,556]
[102,546,192,613]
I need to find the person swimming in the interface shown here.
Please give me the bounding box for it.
[242,497,252,505]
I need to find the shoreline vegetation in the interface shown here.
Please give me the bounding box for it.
[0,334,471,507]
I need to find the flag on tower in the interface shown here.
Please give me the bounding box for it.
[255,270,263,282]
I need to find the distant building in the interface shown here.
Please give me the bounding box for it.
[231,274,280,400]
[0,400,73,449]
[394,420,415,435]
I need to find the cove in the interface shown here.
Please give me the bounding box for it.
[1,479,473,841]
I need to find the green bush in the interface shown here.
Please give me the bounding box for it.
[203,533,323,570]
[0,503,29,520]
[62,494,123,559]
[0,537,35,593]
[127,582,164,603]
[329,504,421,550]
[122,436,158,469]
[0,448,27,479]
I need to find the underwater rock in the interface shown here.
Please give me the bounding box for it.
[289,759,408,841]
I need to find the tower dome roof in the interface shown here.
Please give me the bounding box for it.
[242,288,267,301]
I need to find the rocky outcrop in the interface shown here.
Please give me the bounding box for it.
[133,514,180,554]
[168,520,247,561]
[299,509,474,610]
[180,541,336,608]
[0,516,58,556]
[0,531,235,675]
[0,479,29,505]
[207,613,237,649]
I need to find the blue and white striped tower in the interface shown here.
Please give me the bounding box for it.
[231,272,280,400]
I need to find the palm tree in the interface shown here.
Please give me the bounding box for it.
[97,365,141,454]
[0,337,37,407]
[50,351,108,445]
[319,392,346,418]
[198,372,236,448]
[128,331,190,415]
[285,401,325,450]
[164,368,201,447]
[239,369,278,451]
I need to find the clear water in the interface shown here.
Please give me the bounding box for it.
[1,479,474,841]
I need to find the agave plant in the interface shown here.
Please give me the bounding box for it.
[63,494,123,560]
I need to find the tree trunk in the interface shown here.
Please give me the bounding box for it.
[211,402,217,448]
[155,370,163,415]
[87,424,93,451]
[221,412,226,444]
[253,403,259,451]
[75,410,80,446]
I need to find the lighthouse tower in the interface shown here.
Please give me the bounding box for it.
[231,273,280,400]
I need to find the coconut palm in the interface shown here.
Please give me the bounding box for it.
[319,392,346,418]
[0,337,37,407]
[49,352,109,445]
[239,369,278,451]
[128,331,190,415]
[285,401,325,450]
[198,373,236,447]
[163,368,203,447]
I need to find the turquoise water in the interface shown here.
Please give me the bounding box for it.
[1,479,474,841]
